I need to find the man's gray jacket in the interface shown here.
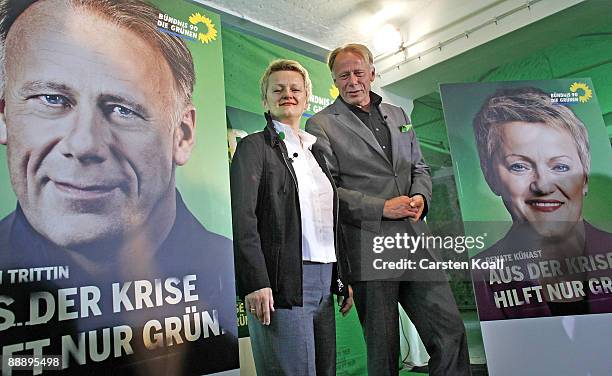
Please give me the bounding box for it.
[306,96,433,281]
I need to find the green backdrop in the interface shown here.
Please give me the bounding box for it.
[223,28,338,124]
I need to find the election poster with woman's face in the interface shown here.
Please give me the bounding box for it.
[441,79,612,375]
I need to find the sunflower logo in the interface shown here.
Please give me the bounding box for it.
[329,85,339,99]
[569,82,592,103]
[189,13,218,44]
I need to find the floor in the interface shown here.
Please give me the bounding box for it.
[399,310,488,375]
[336,309,489,375]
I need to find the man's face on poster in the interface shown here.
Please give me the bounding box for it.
[0,2,194,248]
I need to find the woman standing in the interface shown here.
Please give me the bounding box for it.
[231,59,352,376]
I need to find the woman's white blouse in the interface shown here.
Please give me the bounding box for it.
[273,120,336,263]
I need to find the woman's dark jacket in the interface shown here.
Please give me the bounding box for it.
[230,114,349,308]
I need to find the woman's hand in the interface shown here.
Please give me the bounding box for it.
[337,285,354,316]
[245,287,275,325]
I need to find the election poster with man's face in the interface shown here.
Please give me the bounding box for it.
[0,0,238,374]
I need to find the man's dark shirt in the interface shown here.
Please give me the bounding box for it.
[0,192,238,375]
[341,92,392,161]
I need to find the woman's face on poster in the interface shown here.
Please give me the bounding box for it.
[492,121,588,237]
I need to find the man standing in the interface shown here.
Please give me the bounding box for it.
[0,0,237,374]
[306,44,470,376]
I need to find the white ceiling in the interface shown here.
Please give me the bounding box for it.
[198,0,432,54]
[197,0,586,99]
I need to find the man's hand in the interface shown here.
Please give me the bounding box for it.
[245,287,274,325]
[337,285,354,316]
[407,194,425,222]
[383,195,426,221]
[383,196,412,219]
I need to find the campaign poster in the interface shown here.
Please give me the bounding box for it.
[440,79,612,375]
[0,1,238,375]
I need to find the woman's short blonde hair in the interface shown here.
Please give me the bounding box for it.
[473,87,591,189]
[259,59,312,102]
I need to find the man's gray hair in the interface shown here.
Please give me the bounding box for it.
[327,43,373,73]
[0,0,195,104]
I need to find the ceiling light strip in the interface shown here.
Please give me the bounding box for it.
[377,0,544,75]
